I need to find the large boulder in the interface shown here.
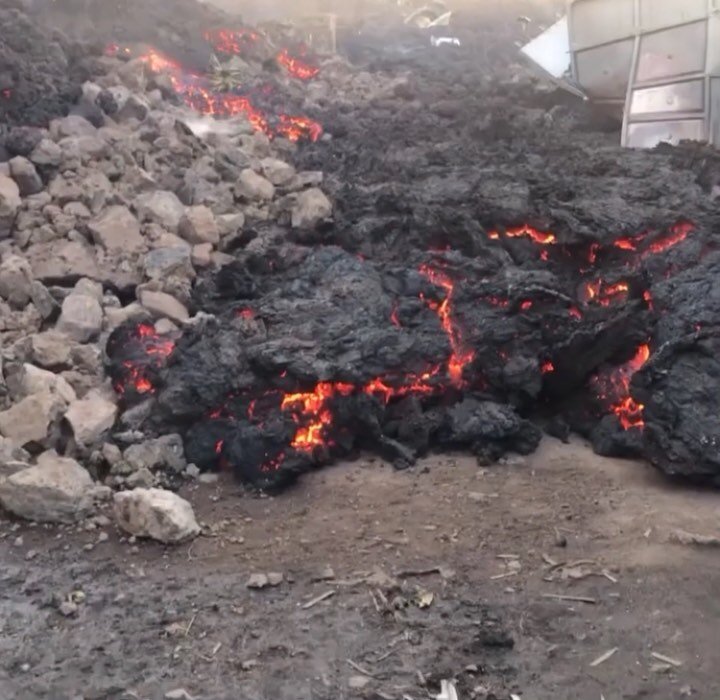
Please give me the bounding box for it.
[260,158,296,186]
[178,205,219,245]
[18,363,76,404]
[9,156,43,196]
[0,254,33,309]
[28,240,99,284]
[0,451,99,523]
[236,169,275,202]
[113,488,200,543]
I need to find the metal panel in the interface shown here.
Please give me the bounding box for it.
[629,80,705,116]
[638,0,707,32]
[575,39,635,100]
[710,78,720,144]
[570,0,636,50]
[626,119,706,147]
[636,22,707,83]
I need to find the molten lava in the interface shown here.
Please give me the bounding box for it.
[419,265,475,387]
[487,224,556,245]
[591,344,650,430]
[276,47,320,80]
[112,323,175,397]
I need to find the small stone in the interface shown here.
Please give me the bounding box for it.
[185,463,200,479]
[144,247,194,281]
[113,488,200,543]
[165,689,194,700]
[50,115,97,139]
[29,139,62,167]
[139,289,189,323]
[267,572,284,587]
[348,676,369,690]
[291,188,332,228]
[198,473,219,484]
[554,533,568,548]
[0,392,65,446]
[64,391,117,446]
[135,191,185,232]
[87,205,144,253]
[0,451,97,523]
[30,331,74,368]
[28,240,99,284]
[58,600,78,617]
[26,549,38,560]
[29,281,60,320]
[9,156,43,196]
[57,293,103,342]
[19,363,77,404]
[179,205,219,245]
[246,573,269,589]
[0,174,21,239]
[125,467,155,488]
[259,158,296,186]
[0,254,33,309]
[191,243,213,268]
[13,535,23,547]
[97,531,109,543]
[236,169,275,202]
[154,318,178,335]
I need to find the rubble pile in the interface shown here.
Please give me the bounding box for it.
[0,3,333,532]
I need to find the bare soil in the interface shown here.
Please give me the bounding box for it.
[2,440,719,700]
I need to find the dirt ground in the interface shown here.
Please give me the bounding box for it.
[2,439,720,700]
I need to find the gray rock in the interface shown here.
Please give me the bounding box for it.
[0,254,33,309]
[139,289,189,323]
[246,573,269,589]
[260,158,296,186]
[165,689,194,700]
[87,205,145,253]
[144,247,194,281]
[57,294,103,342]
[102,442,122,466]
[9,156,43,196]
[72,278,103,302]
[113,488,200,543]
[19,363,77,404]
[154,318,178,334]
[29,139,62,167]
[64,390,117,446]
[291,188,332,228]
[0,451,97,523]
[105,302,146,329]
[49,115,97,139]
[236,169,275,202]
[178,205,219,245]
[125,466,155,488]
[30,331,74,368]
[116,94,150,122]
[0,437,30,465]
[29,281,60,320]
[217,212,245,238]
[191,243,213,268]
[58,135,108,161]
[123,434,186,473]
[0,392,65,446]
[28,240,99,283]
[135,191,185,232]
[267,572,284,587]
[0,174,21,239]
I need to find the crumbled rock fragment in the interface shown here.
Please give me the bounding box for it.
[0,392,65,446]
[113,488,200,543]
[64,390,117,446]
[19,363,76,403]
[260,158,296,186]
[135,191,185,232]
[29,139,62,167]
[0,451,98,523]
[122,434,186,473]
[0,254,33,309]
[57,293,103,342]
[87,205,144,252]
[139,289,189,323]
[291,188,332,228]
[29,331,73,368]
[0,174,21,239]
[9,156,43,196]
[236,169,275,202]
[178,205,219,244]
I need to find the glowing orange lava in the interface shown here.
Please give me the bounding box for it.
[276,48,320,80]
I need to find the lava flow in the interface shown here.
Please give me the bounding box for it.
[591,343,650,430]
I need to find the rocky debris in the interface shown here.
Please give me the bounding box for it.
[87,205,145,252]
[291,188,332,228]
[0,254,33,309]
[138,289,189,323]
[122,434,186,474]
[260,158,296,186]
[29,240,99,283]
[0,392,65,446]
[179,205,219,245]
[29,280,60,320]
[30,331,74,368]
[65,390,117,446]
[236,169,275,202]
[57,292,103,342]
[113,487,200,543]
[0,451,102,523]
[9,156,43,196]
[30,139,62,167]
[18,363,76,404]
[144,246,194,281]
[0,173,21,239]
[135,191,185,232]
[246,573,269,589]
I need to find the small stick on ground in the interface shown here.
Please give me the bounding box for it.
[590,647,618,667]
[396,567,441,578]
[542,593,597,604]
[301,590,335,610]
[651,651,683,667]
[347,658,378,678]
[490,571,519,580]
[184,613,197,637]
